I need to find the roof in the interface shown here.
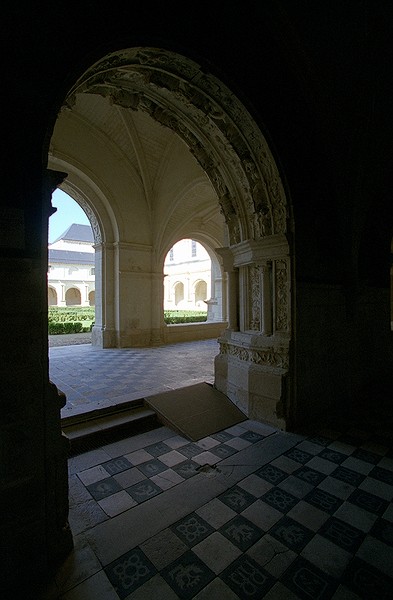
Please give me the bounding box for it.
[52,223,94,243]
[48,249,95,265]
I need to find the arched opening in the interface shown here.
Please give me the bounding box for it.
[65,287,81,306]
[163,238,211,316]
[89,290,95,306]
[48,46,293,429]
[48,286,57,306]
[194,280,207,307]
[48,188,96,337]
[174,282,184,307]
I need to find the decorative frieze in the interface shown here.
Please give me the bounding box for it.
[219,341,289,370]
[249,265,261,331]
[275,259,289,332]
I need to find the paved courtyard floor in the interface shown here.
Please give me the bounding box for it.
[45,340,393,599]
[49,339,217,419]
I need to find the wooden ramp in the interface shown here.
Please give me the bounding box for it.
[144,382,247,441]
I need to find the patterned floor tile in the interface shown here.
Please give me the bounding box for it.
[178,444,206,459]
[144,441,172,457]
[370,517,393,546]
[369,465,393,485]
[307,435,332,447]
[318,449,347,465]
[172,460,200,479]
[161,550,215,599]
[295,466,326,486]
[330,466,365,487]
[126,479,162,503]
[319,516,365,552]
[260,487,299,513]
[256,464,288,484]
[239,430,265,443]
[211,431,234,443]
[219,515,263,551]
[343,556,393,600]
[304,488,342,514]
[347,489,389,515]
[284,448,314,464]
[137,458,168,477]
[171,513,214,547]
[210,443,238,459]
[281,556,338,600]
[104,547,156,599]
[221,554,275,599]
[352,448,381,465]
[101,457,133,476]
[86,477,123,501]
[269,515,314,552]
[218,485,256,513]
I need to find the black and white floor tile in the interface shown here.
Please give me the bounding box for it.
[57,419,393,599]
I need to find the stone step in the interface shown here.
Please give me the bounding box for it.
[62,402,159,456]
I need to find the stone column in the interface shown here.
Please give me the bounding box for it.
[217,248,239,331]
[150,272,164,344]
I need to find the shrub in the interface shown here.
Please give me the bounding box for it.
[164,310,207,324]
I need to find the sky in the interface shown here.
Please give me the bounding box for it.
[49,189,91,243]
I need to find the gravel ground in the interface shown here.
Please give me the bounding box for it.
[49,332,92,347]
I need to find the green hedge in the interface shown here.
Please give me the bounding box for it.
[48,307,206,333]
[48,321,86,334]
[48,307,95,334]
[164,310,207,324]
[48,307,95,322]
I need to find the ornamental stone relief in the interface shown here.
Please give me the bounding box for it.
[67,48,289,243]
[275,259,289,332]
[249,265,261,331]
[219,341,289,370]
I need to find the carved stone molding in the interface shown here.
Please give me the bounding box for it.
[67,47,289,243]
[249,265,261,331]
[275,259,289,332]
[219,341,289,370]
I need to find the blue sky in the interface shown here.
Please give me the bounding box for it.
[49,189,91,243]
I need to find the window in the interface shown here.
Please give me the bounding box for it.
[90,267,95,275]
[169,247,174,261]
[191,240,197,257]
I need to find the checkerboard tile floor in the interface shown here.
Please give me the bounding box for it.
[49,339,217,419]
[47,420,393,599]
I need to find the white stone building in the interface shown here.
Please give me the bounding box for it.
[48,224,95,307]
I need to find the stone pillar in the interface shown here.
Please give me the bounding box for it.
[216,248,238,331]
[150,272,164,345]
[92,242,116,347]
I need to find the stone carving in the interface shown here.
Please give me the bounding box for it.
[219,341,289,369]
[70,191,102,244]
[67,47,290,244]
[275,259,289,332]
[249,266,261,330]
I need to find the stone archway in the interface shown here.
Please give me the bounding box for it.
[53,47,294,428]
